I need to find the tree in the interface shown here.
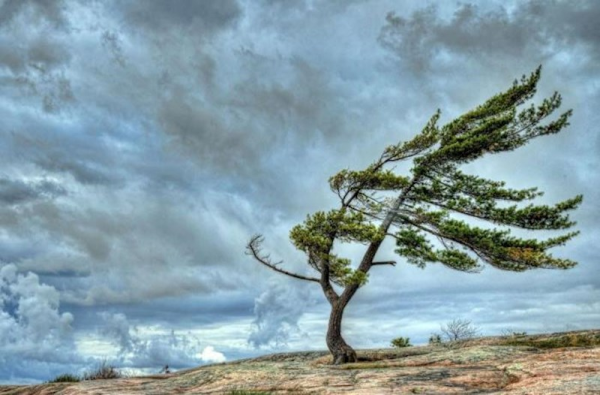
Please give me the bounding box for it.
[246,67,582,364]
[440,318,479,344]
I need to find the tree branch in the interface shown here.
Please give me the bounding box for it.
[388,219,489,266]
[338,176,422,307]
[309,251,340,305]
[246,235,320,283]
[372,261,396,266]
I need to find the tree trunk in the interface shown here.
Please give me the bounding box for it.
[326,301,357,364]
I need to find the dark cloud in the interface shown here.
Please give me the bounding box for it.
[0,36,71,74]
[117,0,241,35]
[34,155,117,186]
[100,31,126,67]
[0,0,68,29]
[0,0,73,113]
[0,178,65,205]
[4,192,250,304]
[158,56,352,177]
[378,1,600,73]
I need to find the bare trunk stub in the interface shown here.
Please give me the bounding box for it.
[327,302,357,364]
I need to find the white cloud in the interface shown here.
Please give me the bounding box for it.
[248,280,316,349]
[0,264,74,350]
[198,346,226,364]
[98,312,226,370]
[0,264,81,383]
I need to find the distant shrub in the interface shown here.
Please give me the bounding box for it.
[500,328,527,338]
[391,337,412,348]
[428,333,442,346]
[440,319,479,344]
[49,373,80,383]
[82,360,122,380]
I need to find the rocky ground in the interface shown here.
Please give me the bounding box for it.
[1,330,599,394]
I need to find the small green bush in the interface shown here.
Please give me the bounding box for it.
[428,333,442,345]
[501,329,528,338]
[391,336,412,348]
[49,373,80,383]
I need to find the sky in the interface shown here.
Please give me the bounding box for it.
[0,0,598,384]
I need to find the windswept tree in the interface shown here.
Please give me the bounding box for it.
[246,67,582,364]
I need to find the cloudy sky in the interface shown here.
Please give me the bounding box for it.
[0,0,598,383]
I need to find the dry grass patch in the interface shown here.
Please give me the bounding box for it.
[503,332,600,349]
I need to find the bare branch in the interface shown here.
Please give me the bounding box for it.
[246,235,320,283]
[440,318,480,345]
[372,261,396,266]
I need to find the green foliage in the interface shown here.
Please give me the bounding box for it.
[48,373,80,383]
[390,337,412,348]
[421,67,571,168]
[383,110,442,162]
[330,167,410,194]
[290,209,381,285]
[400,216,579,271]
[428,334,442,346]
[501,329,528,338]
[284,67,581,291]
[394,227,480,271]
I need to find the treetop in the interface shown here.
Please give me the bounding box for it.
[249,66,582,289]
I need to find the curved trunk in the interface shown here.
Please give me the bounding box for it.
[326,301,357,364]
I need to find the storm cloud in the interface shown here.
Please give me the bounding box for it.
[379,1,600,73]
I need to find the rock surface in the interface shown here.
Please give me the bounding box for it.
[1,330,599,394]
